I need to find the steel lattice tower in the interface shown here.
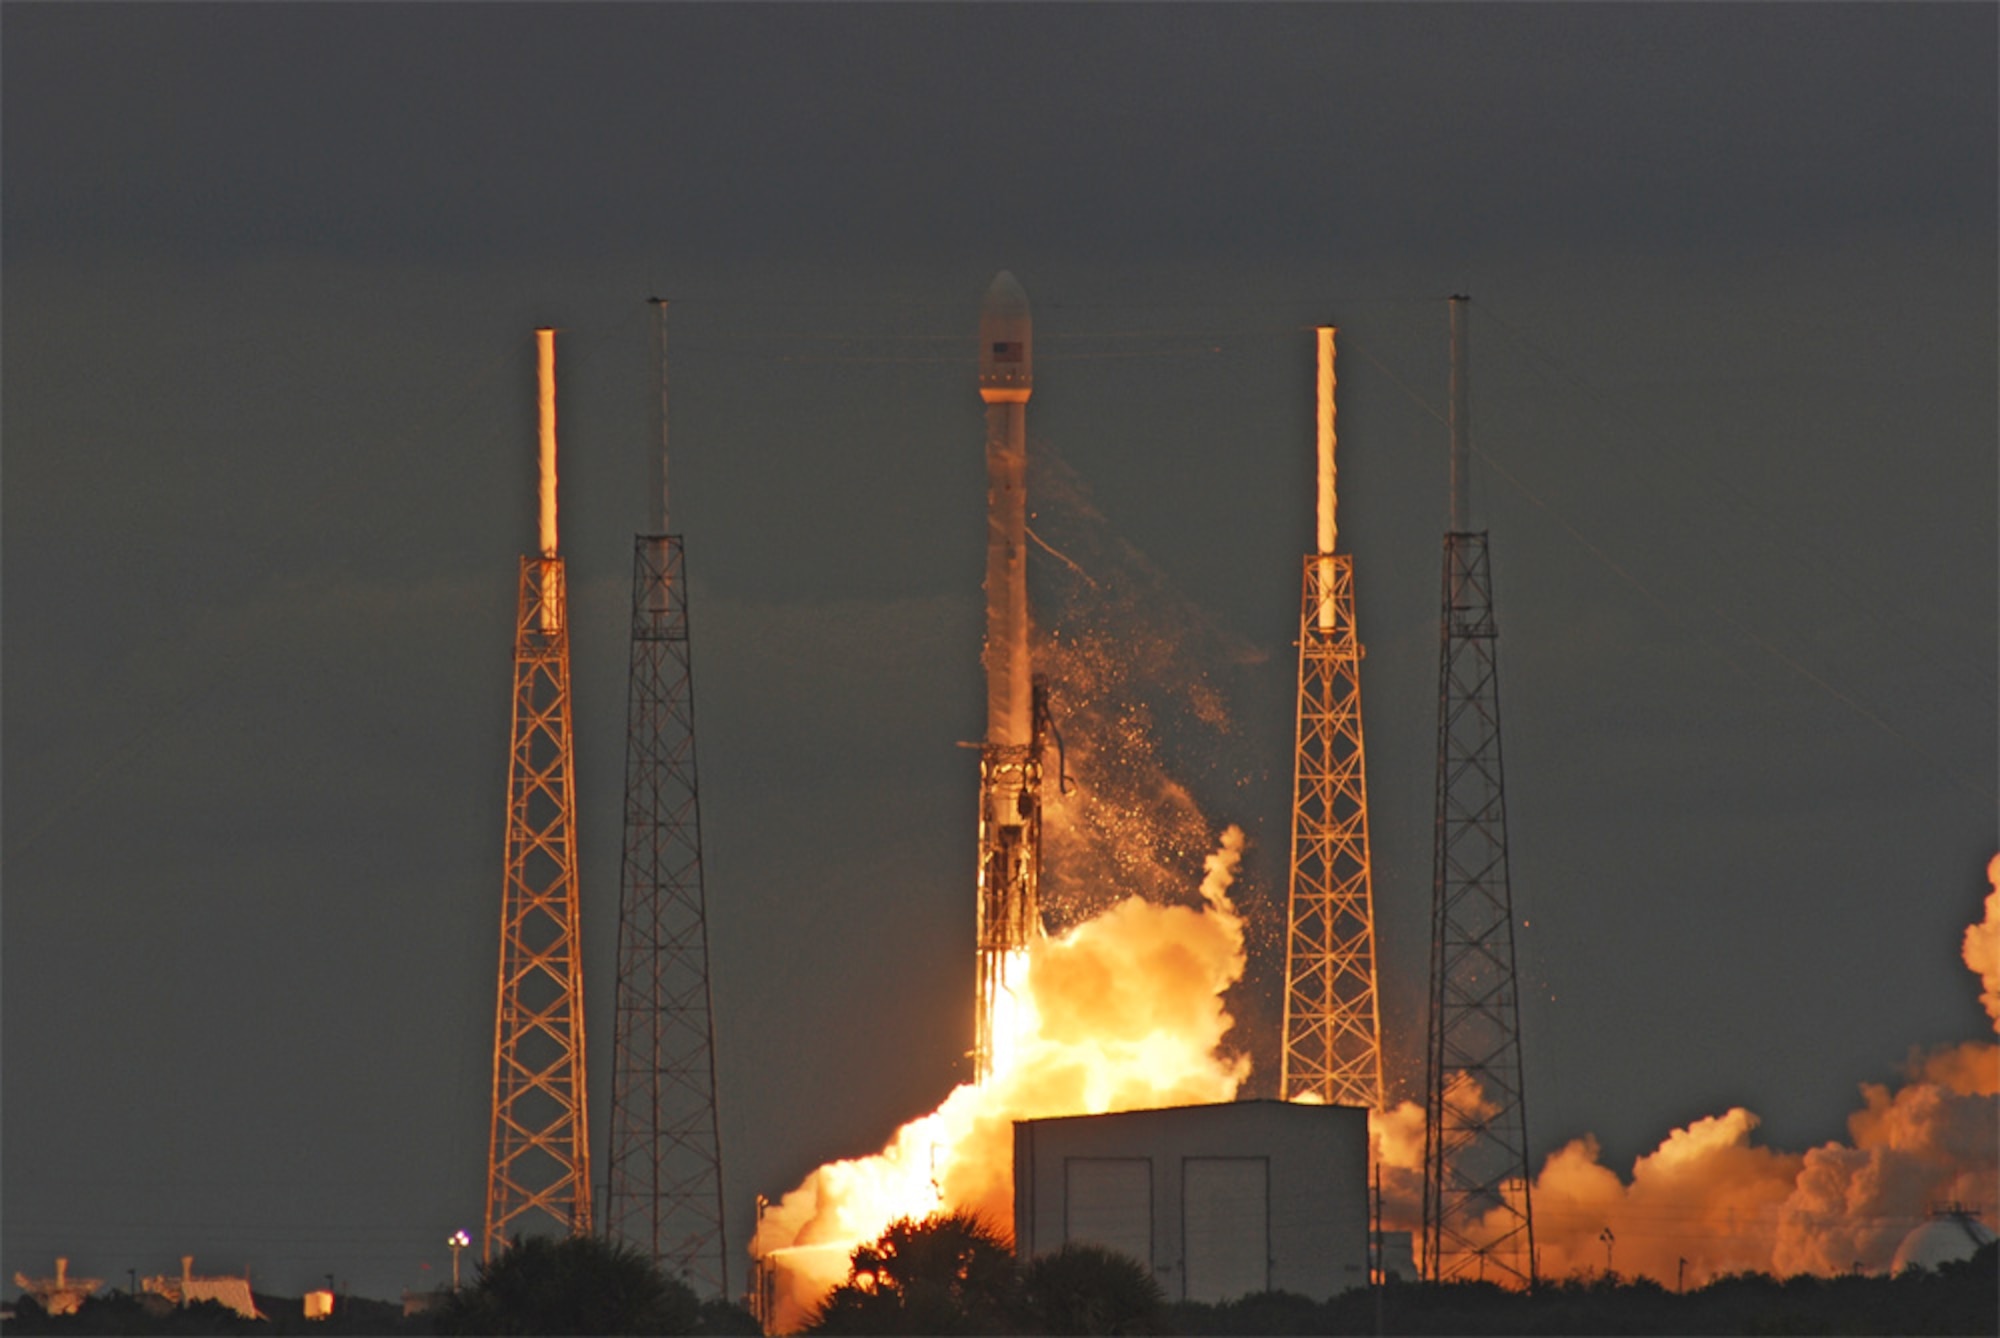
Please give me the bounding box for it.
[1423,296,1535,1286]
[605,300,728,1297]
[1280,327,1384,1109]
[486,330,592,1258]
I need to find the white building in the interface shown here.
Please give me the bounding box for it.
[1013,1099,1370,1303]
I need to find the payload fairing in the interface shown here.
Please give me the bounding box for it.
[974,271,1044,1082]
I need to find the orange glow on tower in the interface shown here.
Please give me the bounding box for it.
[485,328,592,1259]
[1280,326,1385,1110]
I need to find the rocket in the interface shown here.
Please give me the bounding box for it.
[979,271,1033,745]
[974,271,1043,1082]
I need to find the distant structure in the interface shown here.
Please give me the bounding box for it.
[604,300,730,1297]
[974,271,1049,1082]
[1422,296,1537,1285]
[486,329,593,1259]
[140,1257,264,1320]
[1892,1203,1996,1273]
[13,1259,102,1317]
[1279,326,1384,1109]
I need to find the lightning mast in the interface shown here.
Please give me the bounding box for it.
[486,328,593,1259]
[1280,326,1385,1109]
[1422,295,1536,1286]
[973,271,1044,1083]
[604,301,729,1295]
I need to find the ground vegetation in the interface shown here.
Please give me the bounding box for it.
[431,1233,699,1335]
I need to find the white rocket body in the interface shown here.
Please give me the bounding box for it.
[973,271,1040,1081]
[979,271,1033,753]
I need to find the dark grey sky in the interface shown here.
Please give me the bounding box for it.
[5,2,1994,1302]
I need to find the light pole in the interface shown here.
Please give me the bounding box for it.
[448,1231,471,1291]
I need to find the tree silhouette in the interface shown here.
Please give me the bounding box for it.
[807,1210,1018,1335]
[432,1234,700,1336]
[1017,1242,1167,1335]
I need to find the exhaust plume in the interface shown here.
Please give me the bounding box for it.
[751,828,1253,1331]
[1962,854,2000,1030]
[1446,855,2000,1286]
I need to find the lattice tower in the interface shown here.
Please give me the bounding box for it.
[1423,296,1536,1286]
[1280,554,1385,1105]
[605,531,729,1294]
[1422,534,1535,1284]
[606,303,728,1294]
[1280,326,1384,1108]
[486,550,593,1258]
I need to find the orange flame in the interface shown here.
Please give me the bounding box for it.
[751,828,1252,1330]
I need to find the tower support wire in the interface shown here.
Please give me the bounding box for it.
[486,553,593,1259]
[605,535,729,1296]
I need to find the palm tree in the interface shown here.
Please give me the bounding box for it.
[808,1210,1019,1335]
[1018,1242,1168,1335]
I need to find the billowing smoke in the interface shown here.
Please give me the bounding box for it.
[1432,856,2000,1287]
[749,828,1253,1331]
[1367,1098,1428,1241]
[748,441,1274,1331]
[750,420,1997,1317]
[1962,854,2000,1030]
[1354,856,2000,1286]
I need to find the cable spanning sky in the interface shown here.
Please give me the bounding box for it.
[4,4,1994,1301]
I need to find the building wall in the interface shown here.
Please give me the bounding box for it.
[1013,1100,1369,1303]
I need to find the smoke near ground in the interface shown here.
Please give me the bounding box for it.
[749,436,1998,1318]
[748,829,1253,1331]
[1371,857,2000,1287]
[747,447,1275,1330]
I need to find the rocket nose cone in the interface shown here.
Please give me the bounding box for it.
[979,271,1033,400]
[984,270,1029,319]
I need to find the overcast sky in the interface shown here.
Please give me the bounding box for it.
[4,2,1994,1302]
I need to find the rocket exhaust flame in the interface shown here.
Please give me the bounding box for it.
[747,287,1995,1317]
[751,428,1265,1330]
[752,828,1254,1332]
